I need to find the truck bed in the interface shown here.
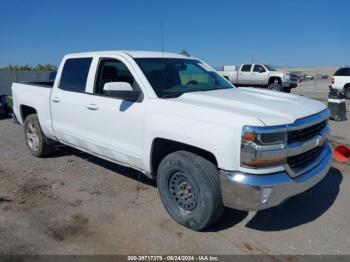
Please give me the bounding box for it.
[15,81,55,88]
[11,81,55,138]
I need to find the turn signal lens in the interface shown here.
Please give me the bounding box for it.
[243,132,256,142]
[243,157,286,168]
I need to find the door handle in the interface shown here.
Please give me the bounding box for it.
[52,97,61,103]
[87,104,98,110]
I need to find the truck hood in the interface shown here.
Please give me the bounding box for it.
[175,87,327,126]
[271,70,287,76]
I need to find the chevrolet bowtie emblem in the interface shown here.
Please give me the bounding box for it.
[315,135,324,146]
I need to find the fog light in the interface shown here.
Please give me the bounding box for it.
[261,187,273,205]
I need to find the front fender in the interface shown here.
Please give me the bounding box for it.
[141,114,240,173]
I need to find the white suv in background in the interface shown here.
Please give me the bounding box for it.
[331,67,350,98]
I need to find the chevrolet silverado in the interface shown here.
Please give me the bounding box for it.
[218,64,298,92]
[12,51,331,230]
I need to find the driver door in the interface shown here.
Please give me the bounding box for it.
[251,64,268,85]
[82,57,146,169]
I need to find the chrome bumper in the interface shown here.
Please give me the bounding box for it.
[282,80,298,88]
[220,143,332,211]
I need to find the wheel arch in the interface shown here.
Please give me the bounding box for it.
[149,138,218,179]
[268,76,281,85]
[20,105,37,122]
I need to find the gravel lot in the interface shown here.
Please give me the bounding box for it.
[0,79,349,255]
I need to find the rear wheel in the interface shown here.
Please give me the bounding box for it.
[157,151,224,230]
[24,114,52,157]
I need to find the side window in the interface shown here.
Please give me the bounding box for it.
[253,65,265,72]
[95,59,135,95]
[335,68,350,76]
[59,58,92,92]
[241,64,252,72]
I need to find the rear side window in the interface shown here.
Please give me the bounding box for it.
[241,64,252,72]
[59,58,92,92]
[334,68,350,76]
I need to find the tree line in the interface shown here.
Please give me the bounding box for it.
[0,64,57,71]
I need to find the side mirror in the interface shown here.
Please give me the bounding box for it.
[103,82,141,101]
[259,68,266,73]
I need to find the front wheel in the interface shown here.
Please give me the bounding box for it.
[284,87,292,93]
[268,83,284,92]
[157,151,224,230]
[24,114,52,157]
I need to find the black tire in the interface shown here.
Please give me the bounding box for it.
[23,114,52,157]
[267,83,284,92]
[157,151,224,230]
[335,115,341,122]
[344,86,350,99]
[284,87,292,93]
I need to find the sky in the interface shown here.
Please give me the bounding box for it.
[0,0,349,68]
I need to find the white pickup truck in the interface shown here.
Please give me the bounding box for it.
[12,51,332,230]
[218,64,298,92]
[331,67,350,99]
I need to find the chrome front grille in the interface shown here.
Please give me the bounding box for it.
[288,120,328,145]
[287,145,324,173]
[284,110,330,177]
[290,74,298,82]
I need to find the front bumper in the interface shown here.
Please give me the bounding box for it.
[282,80,298,88]
[220,143,332,211]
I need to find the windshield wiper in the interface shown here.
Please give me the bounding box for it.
[161,92,185,98]
[161,87,232,98]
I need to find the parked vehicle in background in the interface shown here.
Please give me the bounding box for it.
[12,51,331,230]
[305,74,314,81]
[316,74,329,80]
[331,67,350,99]
[218,64,298,92]
[290,71,306,82]
[0,95,13,117]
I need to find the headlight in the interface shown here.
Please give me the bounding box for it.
[241,126,287,168]
[283,74,290,81]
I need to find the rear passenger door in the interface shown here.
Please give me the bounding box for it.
[51,57,94,149]
[238,64,252,85]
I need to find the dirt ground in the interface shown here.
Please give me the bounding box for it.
[0,79,349,255]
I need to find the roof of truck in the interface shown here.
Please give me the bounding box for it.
[65,50,195,59]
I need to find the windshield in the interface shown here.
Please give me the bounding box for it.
[263,64,277,71]
[135,58,234,98]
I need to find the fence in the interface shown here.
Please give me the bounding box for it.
[0,71,53,96]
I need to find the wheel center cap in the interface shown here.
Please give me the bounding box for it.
[178,182,191,197]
